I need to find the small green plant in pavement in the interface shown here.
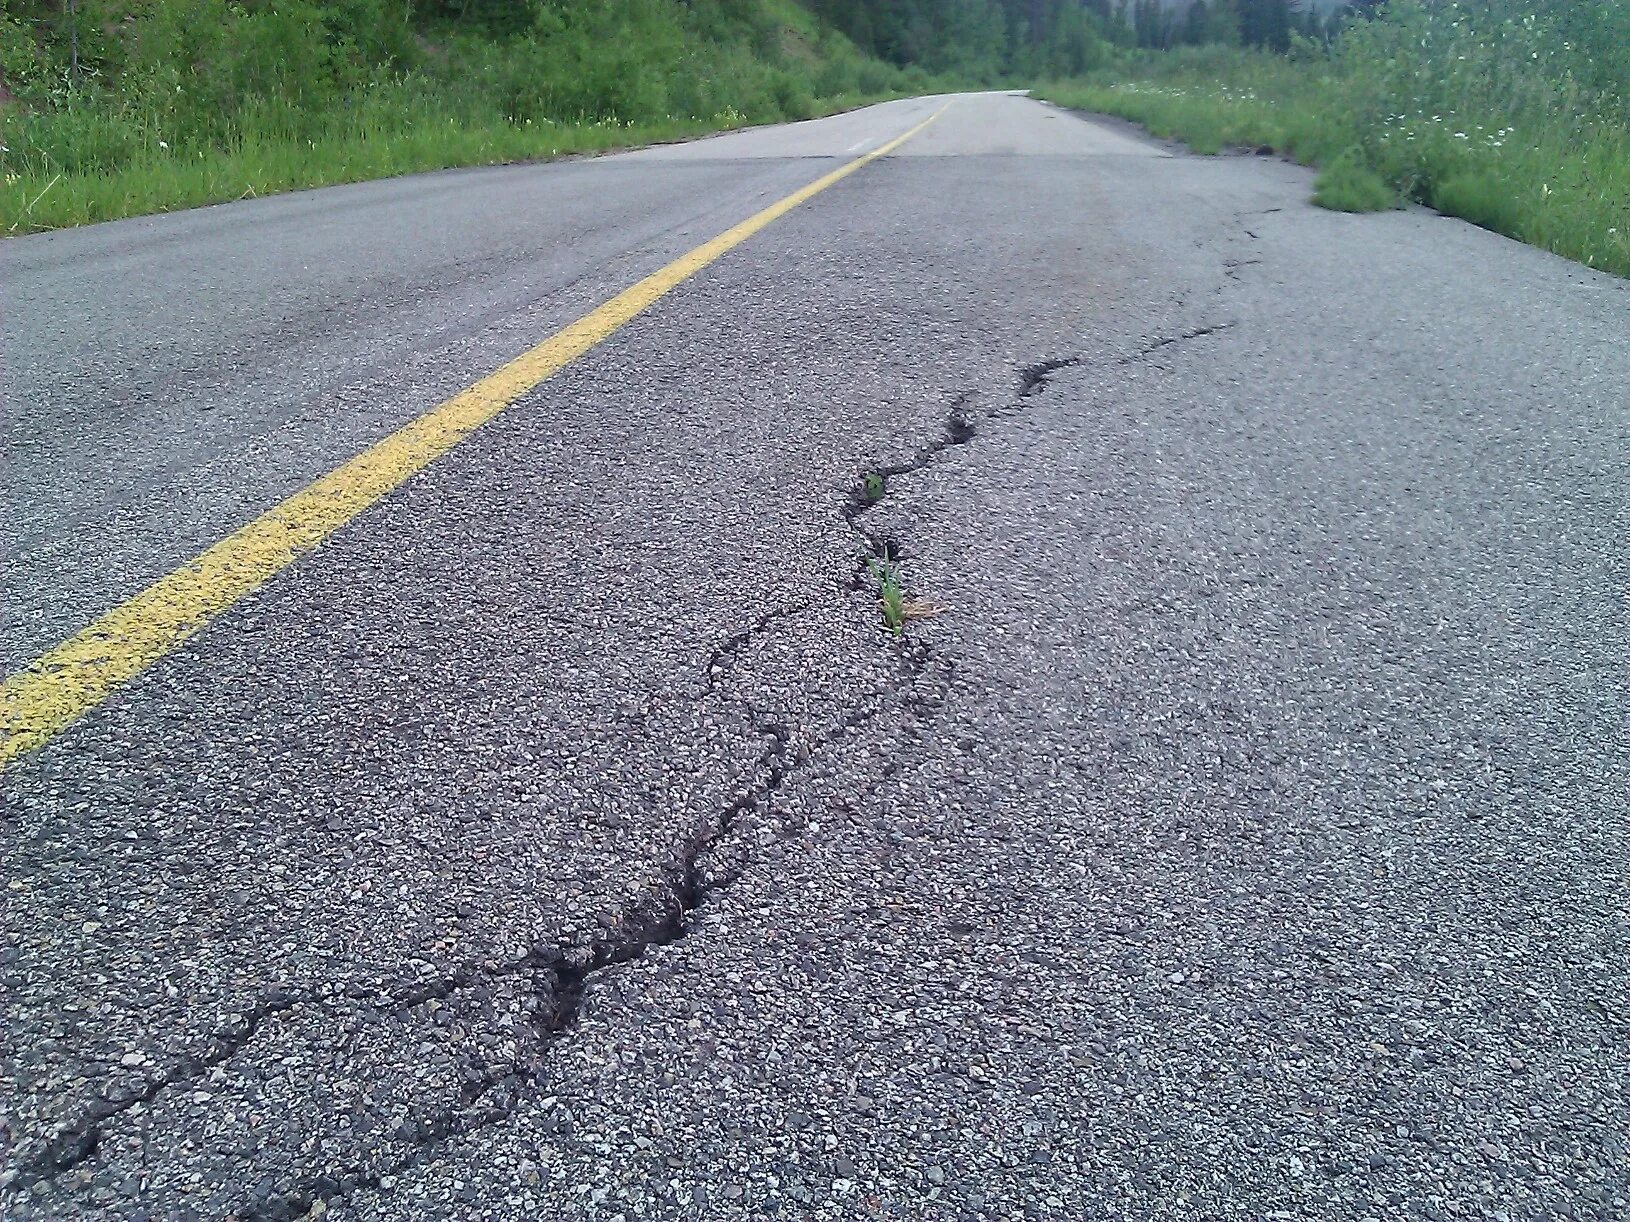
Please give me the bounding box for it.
[863,471,886,502]
[869,556,906,636]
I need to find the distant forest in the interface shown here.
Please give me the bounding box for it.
[805,0,1382,73]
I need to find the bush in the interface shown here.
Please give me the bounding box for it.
[0,0,920,231]
[770,72,815,121]
[855,58,898,96]
[1,12,56,103]
[3,99,155,174]
[1313,150,1393,213]
[1036,0,1630,277]
[1432,171,1523,236]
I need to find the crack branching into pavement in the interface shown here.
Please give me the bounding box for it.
[19,597,906,1221]
[1017,356,1085,399]
[1237,204,1283,242]
[1018,327,1238,411]
[1135,322,1236,359]
[12,989,312,1190]
[15,592,842,1212]
[703,601,813,697]
[239,692,908,1221]
[235,609,903,1219]
[842,393,977,582]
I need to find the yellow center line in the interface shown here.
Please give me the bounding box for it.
[1,104,948,768]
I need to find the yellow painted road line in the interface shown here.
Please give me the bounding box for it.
[1,104,947,768]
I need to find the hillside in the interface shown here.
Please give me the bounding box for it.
[1,0,1257,232]
[0,0,934,231]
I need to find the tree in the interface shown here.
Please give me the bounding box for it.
[1239,0,1294,51]
[1038,2,1108,75]
[1182,0,1210,44]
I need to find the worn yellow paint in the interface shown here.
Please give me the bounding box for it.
[1,106,946,767]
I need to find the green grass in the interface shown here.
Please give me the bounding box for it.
[1035,1,1630,279]
[0,91,899,233]
[869,556,905,637]
[1313,151,1393,213]
[0,0,932,232]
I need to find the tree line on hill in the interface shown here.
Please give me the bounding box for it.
[804,0,1385,72]
[0,0,1406,115]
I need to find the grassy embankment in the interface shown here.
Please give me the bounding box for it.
[1037,0,1630,278]
[0,0,931,233]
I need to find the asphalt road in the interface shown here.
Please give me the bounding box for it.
[3,91,1627,1220]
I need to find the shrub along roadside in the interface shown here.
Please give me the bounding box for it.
[0,0,928,233]
[1312,152,1392,214]
[0,90,905,233]
[1036,1,1630,279]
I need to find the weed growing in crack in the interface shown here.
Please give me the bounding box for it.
[842,407,967,639]
[870,556,906,636]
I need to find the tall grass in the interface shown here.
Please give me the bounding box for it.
[1038,0,1630,278]
[0,0,928,232]
[0,89,900,232]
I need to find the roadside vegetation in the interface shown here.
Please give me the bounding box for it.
[0,0,930,232]
[1036,0,1630,278]
[0,0,1131,233]
[5,0,1625,277]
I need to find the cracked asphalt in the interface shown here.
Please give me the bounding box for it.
[4,91,1628,1220]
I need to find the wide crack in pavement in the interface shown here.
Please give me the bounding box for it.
[6,184,1262,1216]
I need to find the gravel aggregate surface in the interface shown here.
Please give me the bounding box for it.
[4,92,1626,1220]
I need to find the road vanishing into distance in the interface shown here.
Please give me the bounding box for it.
[3,91,1627,1220]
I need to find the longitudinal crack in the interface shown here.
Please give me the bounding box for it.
[1018,356,1084,398]
[705,601,811,695]
[14,988,310,1189]
[842,394,977,581]
[25,379,1050,1216]
[1018,319,1238,404]
[238,595,894,1217]
[239,716,796,1220]
[1132,321,1235,358]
